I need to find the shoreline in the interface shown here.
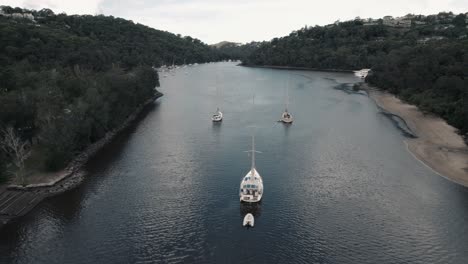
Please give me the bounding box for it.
[240,64,355,73]
[364,84,468,187]
[0,93,162,229]
[245,65,468,187]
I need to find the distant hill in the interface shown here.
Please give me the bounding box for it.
[211,41,242,49]
[212,41,262,61]
[243,12,468,138]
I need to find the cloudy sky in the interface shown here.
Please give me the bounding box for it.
[1,0,467,44]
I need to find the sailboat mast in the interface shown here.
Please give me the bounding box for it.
[216,71,220,111]
[251,135,255,170]
[286,72,290,112]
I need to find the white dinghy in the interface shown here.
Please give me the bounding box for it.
[243,213,255,227]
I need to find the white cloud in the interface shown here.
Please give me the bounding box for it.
[1,0,467,43]
[98,0,468,43]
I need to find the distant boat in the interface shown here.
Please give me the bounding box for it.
[243,213,254,227]
[354,69,370,78]
[280,72,293,124]
[239,135,263,203]
[212,107,223,122]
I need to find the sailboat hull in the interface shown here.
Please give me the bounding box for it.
[280,112,293,123]
[239,169,263,203]
[211,111,223,122]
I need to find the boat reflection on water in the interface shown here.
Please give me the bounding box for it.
[240,202,262,227]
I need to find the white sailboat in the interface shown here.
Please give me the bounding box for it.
[239,135,263,203]
[280,72,293,123]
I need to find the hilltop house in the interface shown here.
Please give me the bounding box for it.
[0,7,35,22]
[383,16,411,28]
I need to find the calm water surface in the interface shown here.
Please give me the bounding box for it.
[1,62,468,263]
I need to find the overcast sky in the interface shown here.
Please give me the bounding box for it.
[1,0,467,44]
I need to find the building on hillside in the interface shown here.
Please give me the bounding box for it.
[396,19,411,28]
[5,12,35,21]
[363,18,379,26]
[22,13,34,21]
[382,16,394,26]
[11,13,23,19]
[383,16,411,28]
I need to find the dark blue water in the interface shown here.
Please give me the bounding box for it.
[1,62,468,263]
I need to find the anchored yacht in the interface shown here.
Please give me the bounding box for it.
[239,136,263,203]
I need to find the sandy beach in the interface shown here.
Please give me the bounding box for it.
[366,85,468,187]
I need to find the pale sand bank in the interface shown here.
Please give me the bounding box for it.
[366,86,468,187]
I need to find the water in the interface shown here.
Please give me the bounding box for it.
[1,62,468,263]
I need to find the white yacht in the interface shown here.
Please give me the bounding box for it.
[280,73,293,124]
[239,136,263,203]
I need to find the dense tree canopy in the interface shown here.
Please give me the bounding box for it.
[243,13,468,138]
[0,6,225,178]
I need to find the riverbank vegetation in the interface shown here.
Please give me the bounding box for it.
[0,6,224,181]
[243,12,468,138]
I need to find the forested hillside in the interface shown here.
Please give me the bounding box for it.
[0,6,223,181]
[243,12,468,138]
[212,41,262,61]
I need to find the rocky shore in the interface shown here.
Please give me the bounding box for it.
[0,93,162,229]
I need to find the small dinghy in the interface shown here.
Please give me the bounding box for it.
[243,213,255,227]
